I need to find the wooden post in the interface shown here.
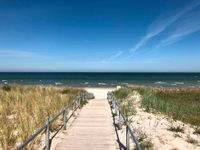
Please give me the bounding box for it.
[73,100,77,118]
[112,98,118,116]
[63,107,67,130]
[78,96,81,108]
[45,119,50,150]
[118,111,123,130]
[83,93,86,103]
[126,125,130,150]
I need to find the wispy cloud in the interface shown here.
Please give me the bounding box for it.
[157,11,200,47]
[0,50,54,60]
[108,51,123,61]
[130,0,200,52]
[0,50,37,57]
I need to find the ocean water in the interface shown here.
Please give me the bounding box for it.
[0,72,200,88]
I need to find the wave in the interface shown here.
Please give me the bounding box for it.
[155,81,167,84]
[55,82,62,85]
[174,82,184,85]
[189,86,196,88]
[121,82,128,85]
[98,83,107,86]
[2,80,7,82]
[84,82,89,85]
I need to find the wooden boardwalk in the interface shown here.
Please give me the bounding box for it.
[54,88,118,150]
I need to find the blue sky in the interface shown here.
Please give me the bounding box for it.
[0,0,200,72]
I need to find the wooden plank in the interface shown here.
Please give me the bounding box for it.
[54,98,118,150]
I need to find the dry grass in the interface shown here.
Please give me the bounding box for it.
[0,84,83,149]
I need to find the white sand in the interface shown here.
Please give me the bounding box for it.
[84,87,116,99]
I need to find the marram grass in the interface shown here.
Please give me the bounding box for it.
[0,84,83,149]
[114,87,200,126]
[113,87,136,117]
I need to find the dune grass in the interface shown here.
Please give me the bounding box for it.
[113,88,136,117]
[113,87,200,126]
[0,84,83,149]
[137,87,200,126]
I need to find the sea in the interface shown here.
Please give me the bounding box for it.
[0,72,200,88]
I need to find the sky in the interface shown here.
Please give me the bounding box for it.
[0,0,200,72]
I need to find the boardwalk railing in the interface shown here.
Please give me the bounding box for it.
[17,93,87,150]
[107,92,142,150]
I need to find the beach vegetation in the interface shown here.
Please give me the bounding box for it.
[2,85,11,92]
[135,130,154,150]
[113,87,132,100]
[114,87,200,126]
[193,127,200,135]
[168,125,184,133]
[113,88,136,117]
[0,84,83,149]
[186,135,198,145]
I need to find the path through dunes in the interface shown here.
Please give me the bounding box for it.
[54,88,118,150]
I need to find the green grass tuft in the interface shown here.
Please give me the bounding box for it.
[168,126,184,133]
[186,135,198,145]
[193,127,200,135]
[134,131,154,150]
[113,88,132,100]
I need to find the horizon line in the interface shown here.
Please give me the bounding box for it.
[0,71,200,73]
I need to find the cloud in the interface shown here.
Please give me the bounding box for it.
[108,51,123,60]
[130,0,200,52]
[0,50,37,57]
[0,49,54,60]
[157,11,200,47]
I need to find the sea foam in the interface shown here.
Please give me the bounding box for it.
[98,83,107,86]
[174,82,184,85]
[155,81,167,84]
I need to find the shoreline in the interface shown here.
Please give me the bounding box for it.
[1,83,200,90]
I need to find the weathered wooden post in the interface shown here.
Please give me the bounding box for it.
[118,111,123,129]
[84,92,86,103]
[112,98,118,116]
[73,99,77,118]
[107,92,111,104]
[126,125,130,150]
[45,119,50,150]
[78,96,81,108]
[63,107,68,130]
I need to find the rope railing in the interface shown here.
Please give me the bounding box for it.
[107,92,142,150]
[17,92,87,150]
